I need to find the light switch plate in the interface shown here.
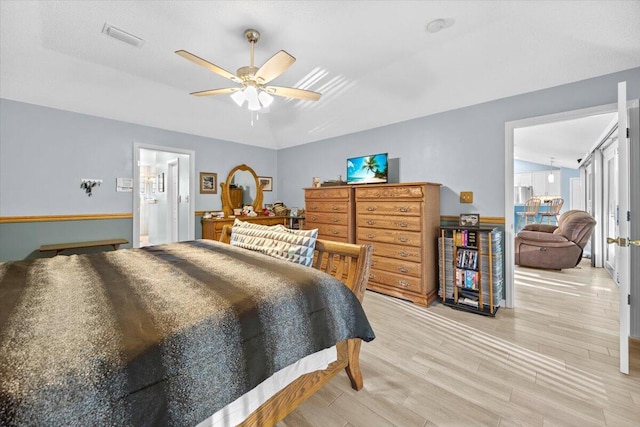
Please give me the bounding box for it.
[460,191,473,203]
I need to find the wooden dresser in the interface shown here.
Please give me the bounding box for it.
[355,182,441,306]
[304,187,355,243]
[202,216,288,241]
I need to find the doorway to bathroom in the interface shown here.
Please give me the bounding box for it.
[133,143,195,248]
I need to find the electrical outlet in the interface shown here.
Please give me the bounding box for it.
[460,191,473,203]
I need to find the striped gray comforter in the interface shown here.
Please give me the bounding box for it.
[0,240,375,426]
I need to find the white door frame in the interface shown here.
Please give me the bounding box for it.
[504,102,617,308]
[615,82,631,374]
[133,143,195,248]
[602,138,619,279]
[167,158,179,243]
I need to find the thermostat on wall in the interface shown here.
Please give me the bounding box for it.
[117,178,133,192]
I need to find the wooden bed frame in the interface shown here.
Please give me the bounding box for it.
[218,226,373,426]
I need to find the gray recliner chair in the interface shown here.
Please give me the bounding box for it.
[515,210,596,270]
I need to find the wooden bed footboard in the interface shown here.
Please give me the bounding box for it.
[218,225,373,426]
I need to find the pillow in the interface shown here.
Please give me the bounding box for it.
[230,219,318,266]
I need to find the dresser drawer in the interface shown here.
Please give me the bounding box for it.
[362,241,422,262]
[370,255,421,278]
[306,200,349,214]
[356,201,422,216]
[359,214,422,231]
[368,268,423,293]
[305,212,349,226]
[313,223,350,240]
[357,228,422,247]
[356,186,423,200]
[305,187,351,200]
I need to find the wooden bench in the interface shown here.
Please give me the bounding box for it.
[39,238,129,256]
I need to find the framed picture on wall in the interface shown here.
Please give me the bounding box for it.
[200,172,217,194]
[459,213,480,227]
[259,176,273,191]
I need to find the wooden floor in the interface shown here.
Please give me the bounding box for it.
[280,260,640,426]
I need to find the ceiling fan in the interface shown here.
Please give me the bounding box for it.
[176,29,321,111]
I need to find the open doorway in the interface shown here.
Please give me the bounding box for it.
[504,102,618,308]
[133,143,195,248]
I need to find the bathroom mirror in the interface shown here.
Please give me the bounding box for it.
[220,164,264,216]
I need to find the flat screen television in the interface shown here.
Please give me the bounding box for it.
[346,153,388,185]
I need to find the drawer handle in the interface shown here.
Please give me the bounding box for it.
[366,206,377,211]
[398,237,409,243]
[311,215,318,221]
[398,267,409,273]
[310,206,319,211]
[331,205,340,210]
[367,233,375,239]
[331,229,340,235]
[398,206,409,213]
[366,220,375,225]
[397,222,408,228]
[398,280,410,287]
[369,273,376,279]
[331,217,340,223]
[399,251,409,257]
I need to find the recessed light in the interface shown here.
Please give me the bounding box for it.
[102,23,145,48]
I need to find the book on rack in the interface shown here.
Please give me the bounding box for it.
[467,231,477,247]
[456,249,478,270]
[464,270,479,289]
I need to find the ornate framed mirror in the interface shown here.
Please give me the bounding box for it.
[220,164,264,216]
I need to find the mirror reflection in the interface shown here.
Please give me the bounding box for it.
[231,171,256,207]
[221,164,263,217]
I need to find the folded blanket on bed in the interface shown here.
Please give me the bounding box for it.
[0,240,374,426]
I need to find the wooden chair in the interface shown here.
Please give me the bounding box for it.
[516,198,541,232]
[539,198,564,225]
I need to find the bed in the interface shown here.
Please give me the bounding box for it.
[0,229,374,426]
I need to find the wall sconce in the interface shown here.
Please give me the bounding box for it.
[81,179,103,197]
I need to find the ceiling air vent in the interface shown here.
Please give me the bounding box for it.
[102,23,144,48]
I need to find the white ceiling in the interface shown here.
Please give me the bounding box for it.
[1,1,639,167]
[515,112,618,169]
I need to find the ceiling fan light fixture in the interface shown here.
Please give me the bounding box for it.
[244,86,261,111]
[230,90,246,107]
[258,91,274,108]
[177,28,321,116]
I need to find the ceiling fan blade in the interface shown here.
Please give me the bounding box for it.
[190,87,240,97]
[266,86,321,101]
[254,51,296,84]
[176,50,240,83]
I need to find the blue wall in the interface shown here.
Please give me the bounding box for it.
[0,99,279,260]
[2,68,639,261]
[278,67,640,216]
